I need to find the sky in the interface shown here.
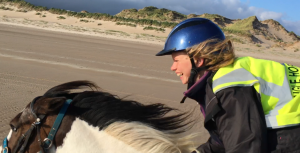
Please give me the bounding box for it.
[24,0,300,35]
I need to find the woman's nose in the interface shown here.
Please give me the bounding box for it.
[170,62,177,71]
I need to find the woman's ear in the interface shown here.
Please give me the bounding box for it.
[195,58,204,67]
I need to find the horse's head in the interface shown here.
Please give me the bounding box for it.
[4,96,73,153]
[2,81,97,153]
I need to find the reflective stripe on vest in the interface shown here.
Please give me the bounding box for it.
[212,56,300,129]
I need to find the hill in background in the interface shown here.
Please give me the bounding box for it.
[115,6,186,22]
[117,7,300,48]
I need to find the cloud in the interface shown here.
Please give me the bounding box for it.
[258,11,283,21]
[281,20,300,35]
[25,0,300,35]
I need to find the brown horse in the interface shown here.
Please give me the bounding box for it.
[1,81,198,153]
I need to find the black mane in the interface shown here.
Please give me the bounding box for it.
[43,81,192,133]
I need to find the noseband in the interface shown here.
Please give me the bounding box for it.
[2,97,72,153]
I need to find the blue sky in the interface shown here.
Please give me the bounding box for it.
[240,0,299,21]
[24,0,300,35]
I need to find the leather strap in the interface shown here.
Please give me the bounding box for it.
[43,99,72,149]
[19,124,36,153]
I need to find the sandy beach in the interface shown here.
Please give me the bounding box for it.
[0,2,300,148]
[0,4,171,44]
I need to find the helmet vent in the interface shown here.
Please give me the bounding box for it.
[169,20,209,38]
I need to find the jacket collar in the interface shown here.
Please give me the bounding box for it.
[184,71,212,103]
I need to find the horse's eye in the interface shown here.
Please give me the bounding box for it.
[10,124,18,132]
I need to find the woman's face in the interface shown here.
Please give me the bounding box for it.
[171,51,192,84]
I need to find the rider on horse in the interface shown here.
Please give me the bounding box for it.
[156,18,300,153]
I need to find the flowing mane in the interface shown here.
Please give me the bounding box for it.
[43,81,192,133]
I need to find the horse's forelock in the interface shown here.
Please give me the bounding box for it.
[19,107,34,124]
[10,107,29,128]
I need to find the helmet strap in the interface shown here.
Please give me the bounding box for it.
[187,58,207,89]
[180,58,207,103]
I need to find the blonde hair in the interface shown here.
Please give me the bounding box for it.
[186,38,235,71]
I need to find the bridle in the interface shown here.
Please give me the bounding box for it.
[2,97,72,153]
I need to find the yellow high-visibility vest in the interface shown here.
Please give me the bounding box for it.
[212,56,300,129]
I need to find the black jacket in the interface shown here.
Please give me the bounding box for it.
[186,71,300,153]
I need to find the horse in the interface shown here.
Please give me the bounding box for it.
[0,81,198,153]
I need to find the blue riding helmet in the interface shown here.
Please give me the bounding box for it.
[156,18,225,56]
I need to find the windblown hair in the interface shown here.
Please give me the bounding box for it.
[186,38,235,71]
[43,81,192,133]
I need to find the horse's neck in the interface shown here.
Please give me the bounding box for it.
[56,118,141,153]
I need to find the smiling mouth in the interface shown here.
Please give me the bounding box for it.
[177,73,183,77]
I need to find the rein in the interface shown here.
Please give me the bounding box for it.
[2,97,72,153]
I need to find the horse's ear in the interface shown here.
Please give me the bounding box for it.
[36,97,66,114]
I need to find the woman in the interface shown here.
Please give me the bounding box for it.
[156,18,300,153]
